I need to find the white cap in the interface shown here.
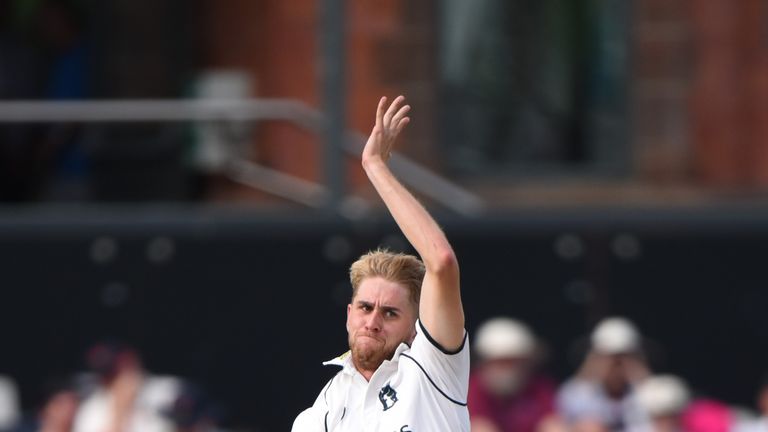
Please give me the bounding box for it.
[475,318,536,360]
[635,375,691,417]
[591,317,641,354]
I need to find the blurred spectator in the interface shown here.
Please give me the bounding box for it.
[14,380,79,432]
[0,376,20,431]
[631,375,691,432]
[557,317,651,432]
[72,342,180,432]
[728,375,768,432]
[468,317,559,432]
[37,389,78,432]
[680,399,731,432]
[632,375,733,432]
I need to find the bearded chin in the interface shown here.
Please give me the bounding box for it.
[349,337,397,372]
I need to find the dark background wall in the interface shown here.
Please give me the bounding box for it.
[0,207,767,430]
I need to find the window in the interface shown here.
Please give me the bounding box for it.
[439,0,630,177]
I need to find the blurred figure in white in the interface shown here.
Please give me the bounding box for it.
[0,375,20,431]
[468,317,559,432]
[557,317,651,432]
[72,342,180,432]
[631,375,691,432]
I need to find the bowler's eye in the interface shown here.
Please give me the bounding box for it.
[385,310,398,318]
[360,303,373,312]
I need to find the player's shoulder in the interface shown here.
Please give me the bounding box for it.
[410,319,469,357]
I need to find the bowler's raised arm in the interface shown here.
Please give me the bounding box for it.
[361,95,465,351]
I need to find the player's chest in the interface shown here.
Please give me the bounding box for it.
[328,372,420,432]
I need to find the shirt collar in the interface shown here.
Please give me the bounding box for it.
[323,350,351,367]
[322,350,359,377]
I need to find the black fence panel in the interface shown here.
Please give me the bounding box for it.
[0,207,766,430]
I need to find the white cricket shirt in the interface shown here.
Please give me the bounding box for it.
[292,320,470,432]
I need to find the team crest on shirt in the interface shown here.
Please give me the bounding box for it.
[378,383,398,411]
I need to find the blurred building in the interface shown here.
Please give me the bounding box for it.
[198,0,768,206]
[1,0,767,206]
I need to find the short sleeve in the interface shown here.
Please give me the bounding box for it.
[404,319,470,405]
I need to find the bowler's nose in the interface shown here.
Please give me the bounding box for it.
[365,311,382,332]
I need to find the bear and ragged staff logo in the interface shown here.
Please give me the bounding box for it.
[378,383,398,411]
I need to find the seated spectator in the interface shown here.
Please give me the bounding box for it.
[633,374,733,432]
[557,317,651,432]
[72,342,180,432]
[632,375,691,432]
[468,317,559,432]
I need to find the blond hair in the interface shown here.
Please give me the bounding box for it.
[349,248,425,306]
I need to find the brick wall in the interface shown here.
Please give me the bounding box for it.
[689,0,768,188]
[632,0,691,183]
[202,1,768,200]
[203,1,437,202]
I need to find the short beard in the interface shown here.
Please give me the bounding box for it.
[349,337,398,373]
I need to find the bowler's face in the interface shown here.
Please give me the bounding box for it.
[347,277,417,375]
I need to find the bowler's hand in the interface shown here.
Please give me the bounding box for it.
[362,96,411,166]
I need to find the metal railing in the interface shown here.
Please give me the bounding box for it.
[0,98,485,216]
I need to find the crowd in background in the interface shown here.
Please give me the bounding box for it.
[0,316,765,432]
[468,316,767,432]
[0,342,226,432]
